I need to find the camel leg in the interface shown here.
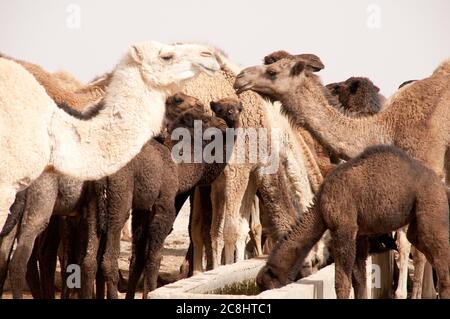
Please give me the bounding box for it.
[249,198,263,257]
[198,186,214,271]
[352,236,369,299]
[9,195,55,299]
[331,228,357,299]
[407,217,449,299]
[37,215,60,299]
[144,198,177,295]
[394,227,411,299]
[191,187,204,275]
[126,209,148,299]
[80,198,100,299]
[234,182,256,262]
[210,176,226,268]
[0,223,18,298]
[224,171,252,265]
[26,242,41,298]
[101,203,131,299]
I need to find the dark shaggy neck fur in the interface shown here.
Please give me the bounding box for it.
[56,101,106,120]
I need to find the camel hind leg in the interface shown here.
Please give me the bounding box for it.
[126,209,148,299]
[352,236,369,299]
[407,195,449,299]
[394,227,411,299]
[331,227,357,299]
[143,196,177,296]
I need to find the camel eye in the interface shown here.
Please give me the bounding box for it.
[173,97,183,105]
[161,54,174,61]
[267,69,277,77]
[201,51,213,57]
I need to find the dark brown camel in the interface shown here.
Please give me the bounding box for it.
[256,145,450,299]
[80,94,241,299]
[126,96,243,299]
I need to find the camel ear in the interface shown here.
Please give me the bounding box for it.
[130,44,144,64]
[297,54,325,72]
[349,80,360,94]
[210,101,220,114]
[290,61,305,76]
[264,50,292,65]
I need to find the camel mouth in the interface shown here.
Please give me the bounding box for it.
[194,63,219,77]
[234,82,253,94]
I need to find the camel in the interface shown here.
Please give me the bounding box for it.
[181,48,324,275]
[0,61,112,299]
[256,145,450,299]
[326,77,385,116]
[234,53,450,299]
[126,96,243,299]
[0,52,110,111]
[80,94,240,299]
[0,42,220,244]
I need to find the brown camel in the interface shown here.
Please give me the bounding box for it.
[80,94,241,299]
[256,145,450,299]
[234,53,450,298]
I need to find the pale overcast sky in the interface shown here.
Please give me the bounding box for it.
[1,0,449,96]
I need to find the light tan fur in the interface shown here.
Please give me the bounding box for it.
[0,41,220,229]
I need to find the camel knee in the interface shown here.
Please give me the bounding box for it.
[101,258,118,282]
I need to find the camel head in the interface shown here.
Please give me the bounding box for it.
[167,94,227,133]
[326,77,382,115]
[210,97,243,128]
[256,264,291,291]
[264,50,325,73]
[126,41,220,88]
[165,92,204,124]
[234,56,314,99]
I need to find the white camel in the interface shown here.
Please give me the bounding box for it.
[0,41,219,226]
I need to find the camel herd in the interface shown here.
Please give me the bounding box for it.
[0,41,448,299]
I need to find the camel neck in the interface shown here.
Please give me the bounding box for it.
[280,77,394,159]
[49,64,167,180]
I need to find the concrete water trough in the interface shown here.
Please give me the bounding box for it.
[149,256,338,299]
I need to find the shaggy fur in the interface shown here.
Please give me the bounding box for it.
[235,54,450,298]
[80,95,239,299]
[0,42,220,236]
[326,77,384,116]
[257,145,450,299]
[1,55,107,111]
[182,55,318,273]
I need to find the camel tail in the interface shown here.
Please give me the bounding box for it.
[94,179,108,234]
[0,190,27,237]
[446,187,450,207]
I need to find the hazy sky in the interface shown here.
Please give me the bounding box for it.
[1,0,449,96]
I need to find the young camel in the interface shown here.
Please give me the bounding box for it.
[81,94,240,299]
[256,145,450,299]
[0,41,219,230]
[257,145,450,299]
[126,96,243,299]
[234,54,450,298]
